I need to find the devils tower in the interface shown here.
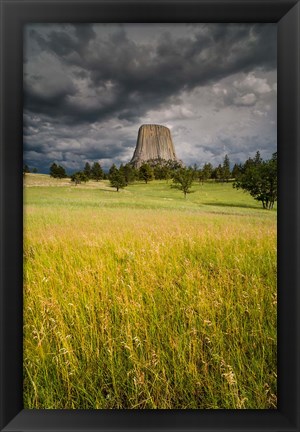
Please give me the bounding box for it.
[130,124,180,168]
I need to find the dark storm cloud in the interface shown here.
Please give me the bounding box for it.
[73,24,96,44]
[25,23,276,125]
[23,108,136,172]
[30,24,96,56]
[23,23,277,173]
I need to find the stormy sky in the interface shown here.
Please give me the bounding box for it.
[23,23,277,173]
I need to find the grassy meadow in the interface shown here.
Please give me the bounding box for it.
[23,173,277,409]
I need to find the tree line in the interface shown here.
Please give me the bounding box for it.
[23,165,38,176]
[107,152,277,209]
[25,151,277,209]
[61,155,241,190]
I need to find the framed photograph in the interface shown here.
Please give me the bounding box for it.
[1,0,299,431]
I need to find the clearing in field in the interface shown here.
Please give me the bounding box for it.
[23,174,277,409]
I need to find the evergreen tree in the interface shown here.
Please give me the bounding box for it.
[242,151,262,175]
[202,163,213,181]
[56,165,67,179]
[23,164,30,177]
[50,163,67,179]
[139,163,154,184]
[91,162,104,181]
[109,168,127,192]
[84,162,92,179]
[70,171,89,185]
[71,172,81,185]
[49,163,59,178]
[197,169,205,184]
[153,165,164,180]
[254,150,263,166]
[119,163,136,185]
[109,164,118,178]
[162,166,172,182]
[214,164,223,182]
[222,154,231,182]
[232,163,242,179]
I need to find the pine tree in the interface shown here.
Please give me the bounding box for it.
[50,163,67,179]
[91,162,104,181]
[23,164,30,177]
[109,168,127,192]
[214,164,223,182]
[202,163,213,181]
[119,164,137,185]
[222,154,231,182]
[84,162,92,179]
[56,165,67,179]
[109,164,118,178]
[49,163,59,178]
[232,163,241,179]
[139,163,154,184]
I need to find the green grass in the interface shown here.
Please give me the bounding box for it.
[23,174,277,409]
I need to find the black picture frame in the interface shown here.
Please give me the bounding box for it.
[0,0,299,431]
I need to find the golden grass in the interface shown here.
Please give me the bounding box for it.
[23,176,277,409]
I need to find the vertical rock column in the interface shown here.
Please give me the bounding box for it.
[130,124,179,168]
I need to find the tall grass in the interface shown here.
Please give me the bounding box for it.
[23,175,277,409]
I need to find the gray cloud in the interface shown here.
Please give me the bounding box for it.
[23,23,277,173]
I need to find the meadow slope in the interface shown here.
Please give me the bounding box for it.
[23,174,277,409]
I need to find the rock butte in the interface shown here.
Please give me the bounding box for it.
[130,124,180,168]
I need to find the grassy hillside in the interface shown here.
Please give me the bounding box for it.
[23,174,277,409]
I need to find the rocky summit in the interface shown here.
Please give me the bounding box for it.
[130,124,180,168]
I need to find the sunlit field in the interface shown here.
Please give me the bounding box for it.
[23,173,277,409]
